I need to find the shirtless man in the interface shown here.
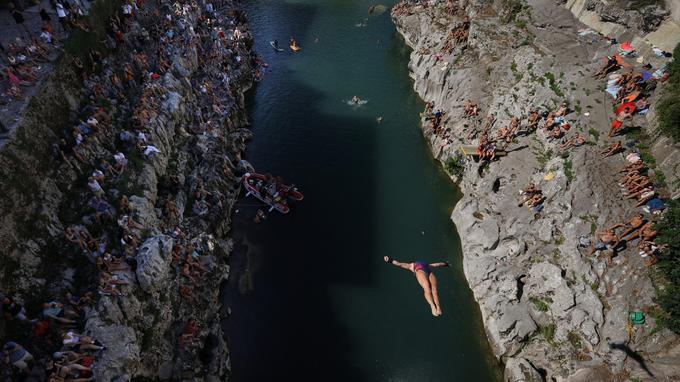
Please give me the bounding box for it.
[560,133,586,150]
[593,56,618,79]
[623,221,656,243]
[608,213,645,240]
[601,141,623,157]
[588,228,620,257]
[541,111,556,130]
[555,102,568,117]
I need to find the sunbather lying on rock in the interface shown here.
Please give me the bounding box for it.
[463,99,479,117]
[619,161,645,174]
[623,221,656,243]
[42,302,80,324]
[47,360,92,381]
[560,133,586,150]
[638,239,666,266]
[593,55,619,79]
[608,213,645,240]
[601,141,623,157]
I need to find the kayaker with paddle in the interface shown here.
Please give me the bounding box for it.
[384,256,450,317]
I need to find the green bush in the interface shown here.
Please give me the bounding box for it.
[657,43,680,142]
[655,199,680,333]
[444,154,465,178]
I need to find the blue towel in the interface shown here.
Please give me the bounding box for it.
[646,198,665,212]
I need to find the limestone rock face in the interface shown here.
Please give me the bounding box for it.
[504,358,544,382]
[136,236,174,293]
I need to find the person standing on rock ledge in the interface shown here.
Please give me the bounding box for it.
[384,256,450,317]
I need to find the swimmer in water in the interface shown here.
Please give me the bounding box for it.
[384,256,450,316]
[377,116,383,123]
[351,95,361,104]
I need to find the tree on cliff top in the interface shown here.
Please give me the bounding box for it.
[655,199,680,333]
[656,43,680,143]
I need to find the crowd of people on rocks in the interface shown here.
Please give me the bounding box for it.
[0,0,97,107]
[2,0,259,379]
[419,2,673,267]
[583,41,671,266]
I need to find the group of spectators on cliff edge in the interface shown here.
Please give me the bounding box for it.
[2,0,266,378]
[1,0,98,136]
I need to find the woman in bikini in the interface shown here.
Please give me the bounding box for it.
[384,256,450,316]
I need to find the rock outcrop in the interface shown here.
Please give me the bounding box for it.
[393,0,680,380]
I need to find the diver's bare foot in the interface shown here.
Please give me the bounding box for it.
[436,307,442,316]
[431,306,438,316]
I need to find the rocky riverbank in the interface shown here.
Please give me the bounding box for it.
[393,0,680,380]
[0,0,256,380]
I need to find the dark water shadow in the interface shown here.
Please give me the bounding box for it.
[221,2,379,381]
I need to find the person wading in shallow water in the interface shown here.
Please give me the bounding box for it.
[384,256,450,317]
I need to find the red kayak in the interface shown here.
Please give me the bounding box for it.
[242,173,303,214]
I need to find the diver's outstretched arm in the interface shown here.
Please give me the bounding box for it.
[384,256,411,271]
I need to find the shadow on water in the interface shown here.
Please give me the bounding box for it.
[222,3,377,381]
[223,73,379,382]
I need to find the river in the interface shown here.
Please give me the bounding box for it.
[223,1,500,381]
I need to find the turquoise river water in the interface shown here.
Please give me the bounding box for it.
[223,1,500,381]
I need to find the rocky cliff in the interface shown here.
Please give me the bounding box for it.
[0,0,255,380]
[393,0,680,380]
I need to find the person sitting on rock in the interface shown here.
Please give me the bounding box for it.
[383,256,451,316]
[2,341,34,371]
[587,228,621,259]
[181,263,200,286]
[525,192,545,210]
[2,296,32,322]
[463,99,479,117]
[113,152,128,173]
[638,239,666,266]
[526,109,541,131]
[62,331,104,351]
[65,226,88,251]
[64,292,93,313]
[99,273,128,297]
[179,284,194,303]
[42,301,79,325]
[179,321,200,349]
[548,125,564,141]
[554,102,568,117]
[47,359,92,381]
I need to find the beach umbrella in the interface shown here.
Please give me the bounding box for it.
[369,4,388,15]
